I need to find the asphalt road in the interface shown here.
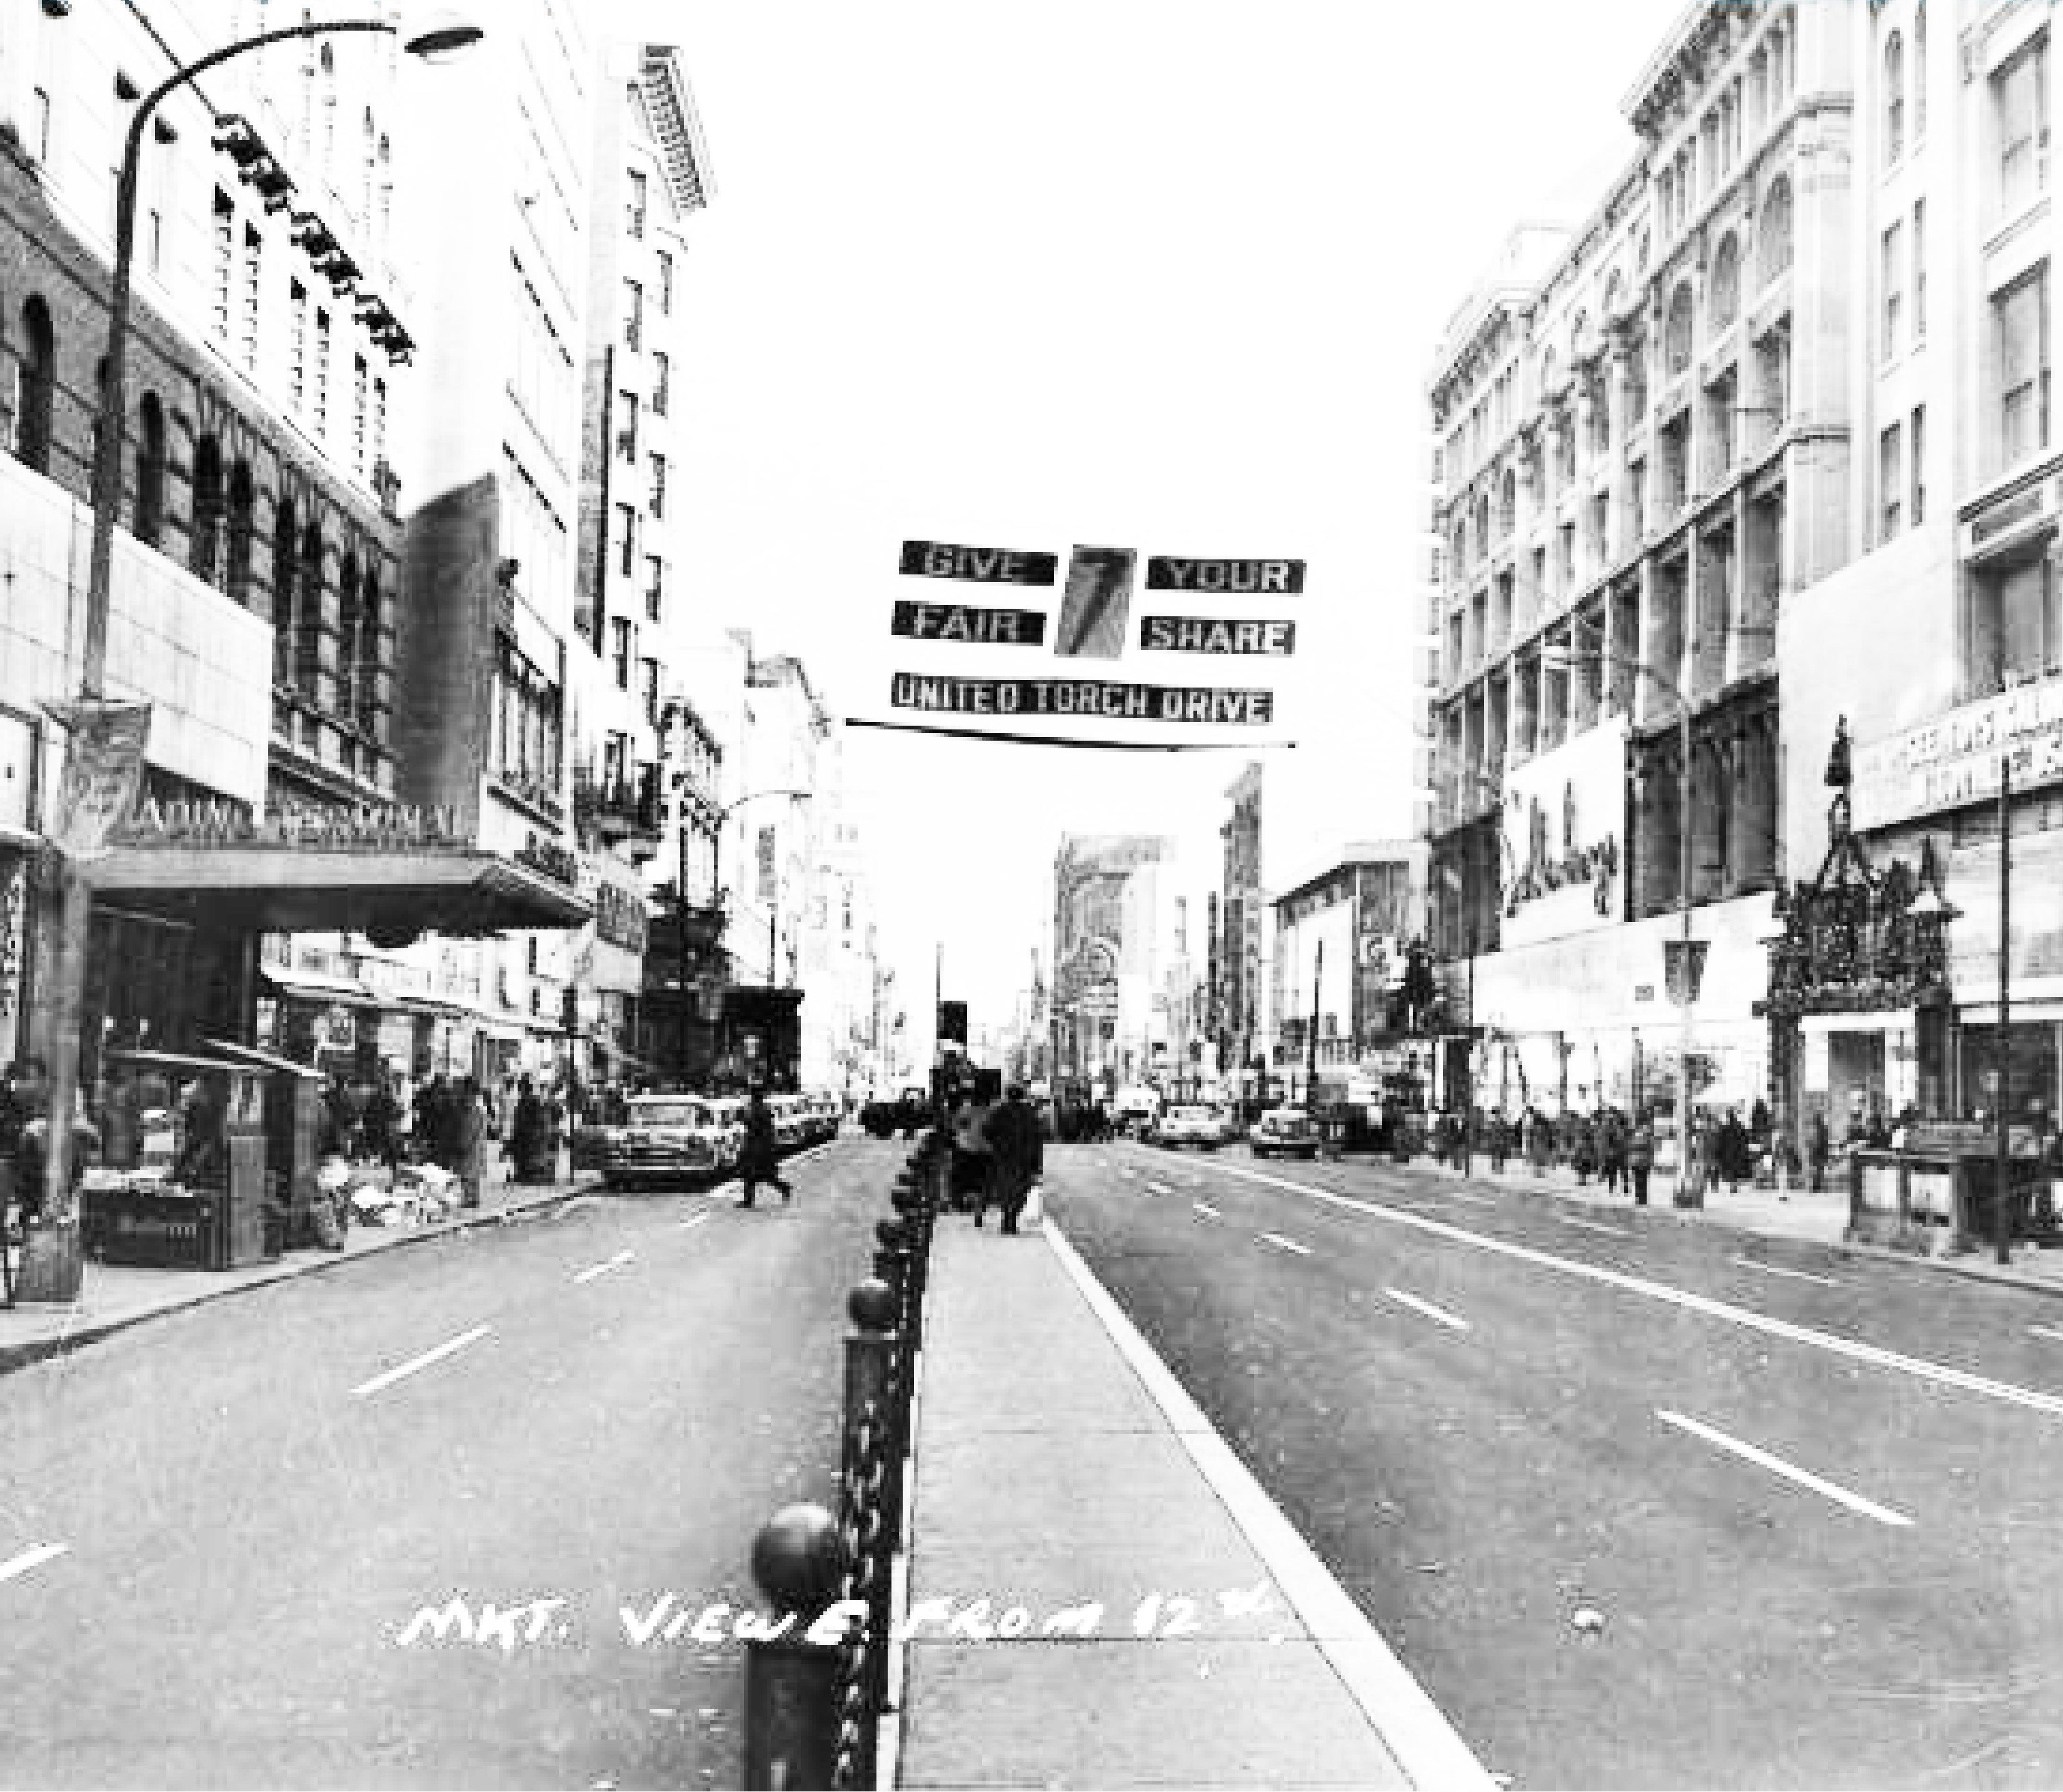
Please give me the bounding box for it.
[0,1136,901,1789]
[1051,1139,2063,1791]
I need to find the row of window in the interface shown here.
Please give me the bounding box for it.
[621,251,676,353]
[1656,11,1797,243]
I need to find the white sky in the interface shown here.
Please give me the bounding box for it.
[642,0,1674,1034]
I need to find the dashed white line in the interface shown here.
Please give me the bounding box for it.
[1385,1289,1471,1333]
[1731,1256,1840,1288]
[0,1543,68,1586]
[1557,1215,1632,1237]
[573,1249,636,1284]
[1146,1180,1173,1196]
[351,1324,494,1398]
[1193,1201,1221,1219]
[679,1212,712,1231]
[1208,1159,2063,1420]
[2030,1326,2063,1344]
[1258,1232,1312,1257]
[1445,1189,1497,1206]
[1657,1410,1914,1528]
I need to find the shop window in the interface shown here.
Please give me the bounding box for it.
[1971,551,2062,690]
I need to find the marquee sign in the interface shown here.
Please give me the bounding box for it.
[116,797,464,851]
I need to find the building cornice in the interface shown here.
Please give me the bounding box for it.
[640,44,715,216]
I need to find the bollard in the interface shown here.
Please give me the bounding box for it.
[844,1279,901,1634]
[743,1503,848,1791]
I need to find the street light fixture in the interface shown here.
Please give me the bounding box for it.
[1540,623,1703,1206]
[35,9,483,1294]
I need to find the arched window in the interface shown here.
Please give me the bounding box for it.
[1759,179,1794,284]
[189,436,224,584]
[226,461,255,606]
[1884,31,1905,166]
[1710,234,1741,329]
[1665,284,1696,374]
[16,296,55,475]
[296,523,325,693]
[135,394,166,546]
[271,501,297,687]
[336,551,361,718]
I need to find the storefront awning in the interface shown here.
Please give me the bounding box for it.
[86,846,591,937]
[261,968,380,1008]
[1797,1008,1917,1036]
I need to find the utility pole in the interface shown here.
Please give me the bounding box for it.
[1305,938,1322,1103]
[1997,756,2015,1266]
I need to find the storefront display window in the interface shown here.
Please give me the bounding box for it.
[1957,1021,2059,1127]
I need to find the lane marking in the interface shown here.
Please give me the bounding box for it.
[1445,1189,1497,1206]
[0,1543,68,1586]
[573,1249,636,1284]
[1193,1201,1221,1219]
[1259,1232,1312,1257]
[2032,1326,2063,1344]
[1146,1180,1173,1196]
[1557,1215,1632,1237]
[1657,1409,1915,1528]
[1207,1159,2063,1420]
[351,1324,493,1398]
[1042,1224,1497,1791]
[1385,1289,1471,1333]
[679,1213,712,1231]
[1732,1256,1840,1288]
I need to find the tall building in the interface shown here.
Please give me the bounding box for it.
[1215,763,1268,1093]
[0,1,579,1096]
[1052,835,1172,1089]
[1427,3,1825,1134]
[386,0,603,1080]
[568,39,713,1084]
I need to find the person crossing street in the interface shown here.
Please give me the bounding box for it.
[738,1086,793,1209]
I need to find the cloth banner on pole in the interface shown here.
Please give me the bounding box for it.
[1663,938,1709,1007]
[43,699,151,863]
[756,826,776,906]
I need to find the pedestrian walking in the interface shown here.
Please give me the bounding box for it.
[1599,1104,1627,1196]
[737,1086,792,1208]
[1527,1106,1552,1178]
[979,1083,1044,1234]
[1717,1106,1750,1194]
[1572,1111,1597,1186]
[1488,1109,1510,1174]
[1807,1110,1831,1193]
[1627,1109,1655,1205]
[454,1076,488,1209]
[508,1078,545,1184]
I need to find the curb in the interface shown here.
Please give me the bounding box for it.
[0,1179,603,1378]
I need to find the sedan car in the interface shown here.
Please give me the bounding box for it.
[598,1094,727,1190]
[1250,1105,1319,1159]
[1153,1103,1238,1151]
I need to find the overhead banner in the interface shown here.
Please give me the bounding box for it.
[880,537,1301,745]
[44,699,153,862]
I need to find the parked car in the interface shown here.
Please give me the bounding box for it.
[599,1094,728,1190]
[1250,1105,1319,1159]
[1153,1103,1238,1151]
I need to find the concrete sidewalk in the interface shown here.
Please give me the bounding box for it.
[895,1216,1497,1791]
[0,1165,602,1375]
[1397,1151,2063,1296]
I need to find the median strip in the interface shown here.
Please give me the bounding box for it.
[1385,1289,1470,1333]
[1658,1409,1914,1528]
[351,1324,494,1398]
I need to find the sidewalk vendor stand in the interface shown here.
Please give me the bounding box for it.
[1848,1120,2057,1256]
[201,1039,327,1254]
[85,1049,268,1269]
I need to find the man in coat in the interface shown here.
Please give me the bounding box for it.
[978,1084,1044,1234]
[738,1086,791,1209]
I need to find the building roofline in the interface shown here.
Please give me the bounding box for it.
[641,43,715,215]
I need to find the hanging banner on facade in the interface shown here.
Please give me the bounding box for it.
[1663,937,1709,1007]
[43,699,151,863]
[1852,673,2063,829]
[899,540,1058,585]
[756,826,776,906]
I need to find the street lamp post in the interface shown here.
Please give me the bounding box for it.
[38,9,483,1284]
[1543,624,1700,1206]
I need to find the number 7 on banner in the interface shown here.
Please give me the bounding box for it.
[1054,546,1137,659]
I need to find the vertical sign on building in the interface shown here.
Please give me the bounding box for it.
[756,826,777,906]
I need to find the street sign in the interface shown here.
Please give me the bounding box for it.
[42,699,151,863]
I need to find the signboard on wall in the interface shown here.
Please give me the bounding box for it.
[1852,672,2063,829]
